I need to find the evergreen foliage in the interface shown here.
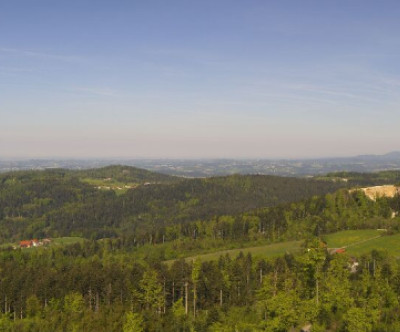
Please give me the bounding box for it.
[0,167,400,330]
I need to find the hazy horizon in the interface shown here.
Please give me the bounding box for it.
[1,150,400,161]
[2,1,400,158]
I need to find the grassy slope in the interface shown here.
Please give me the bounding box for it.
[324,229,400,257]
[50,237,85,246]
[75,165,179,184]
[77,165,181,194]
[164,240,303,265]
[80,178,137,195]
[165,229,397,263]
[9,230,399,260]
[323,229,384,248]
[342,233,400,257]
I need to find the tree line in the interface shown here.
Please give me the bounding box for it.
[0,239,399,331]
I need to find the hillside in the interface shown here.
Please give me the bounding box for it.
[324,170,400,186]
[76,165,181,194]
[1,167,400,243]
[121,174,346,223]
[75,165,180,184]
[163,229,388,264]
[0,168,345,242]
[1,168,400,331]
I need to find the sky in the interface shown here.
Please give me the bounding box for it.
[1,0,400,159]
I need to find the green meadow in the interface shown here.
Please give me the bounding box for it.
[166,229,399,263]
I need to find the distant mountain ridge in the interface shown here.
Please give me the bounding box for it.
[353,151,400,161]
[1,151,400,177]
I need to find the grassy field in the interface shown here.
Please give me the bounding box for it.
[324,229,384,248]
[164,229,397,264]
[335,232,400,257]
[0,242,15,249]
[50,237,85,246]
[81,178,138,195]
[7,229,398,260]
[164,240,304,265]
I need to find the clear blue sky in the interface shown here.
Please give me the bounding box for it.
[1,0,399,159]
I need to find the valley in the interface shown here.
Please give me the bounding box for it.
[1,166,400,331]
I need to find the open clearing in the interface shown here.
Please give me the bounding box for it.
[323,229,384,248]
[50,237,85,246]
[360,185,399,200]
[164,240,303,265]
[340,233,400,256]
[81,178,137,195]
[165,229,397,264]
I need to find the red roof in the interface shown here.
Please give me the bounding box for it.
[20,240,32,247]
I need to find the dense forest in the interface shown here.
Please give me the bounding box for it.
[0,166,348,242]
[1,236,400,331]
[323,171,400,186]
[0,166,400,331]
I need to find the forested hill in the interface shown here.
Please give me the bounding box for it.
[121,174,345,221]
[74,165,180,184]
[1,167,400,242]
[324,170,400,186]
[2,169,400,331]
[0,167,345,242]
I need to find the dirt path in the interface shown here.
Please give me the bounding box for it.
[344,235,383,249]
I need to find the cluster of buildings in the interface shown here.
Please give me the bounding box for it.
[19,238,51,248]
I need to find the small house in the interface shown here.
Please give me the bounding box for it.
[20,240,32,248]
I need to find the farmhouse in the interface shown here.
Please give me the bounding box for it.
[19,240,32,248]
[19,239,39,248]
[19,238,52,248]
